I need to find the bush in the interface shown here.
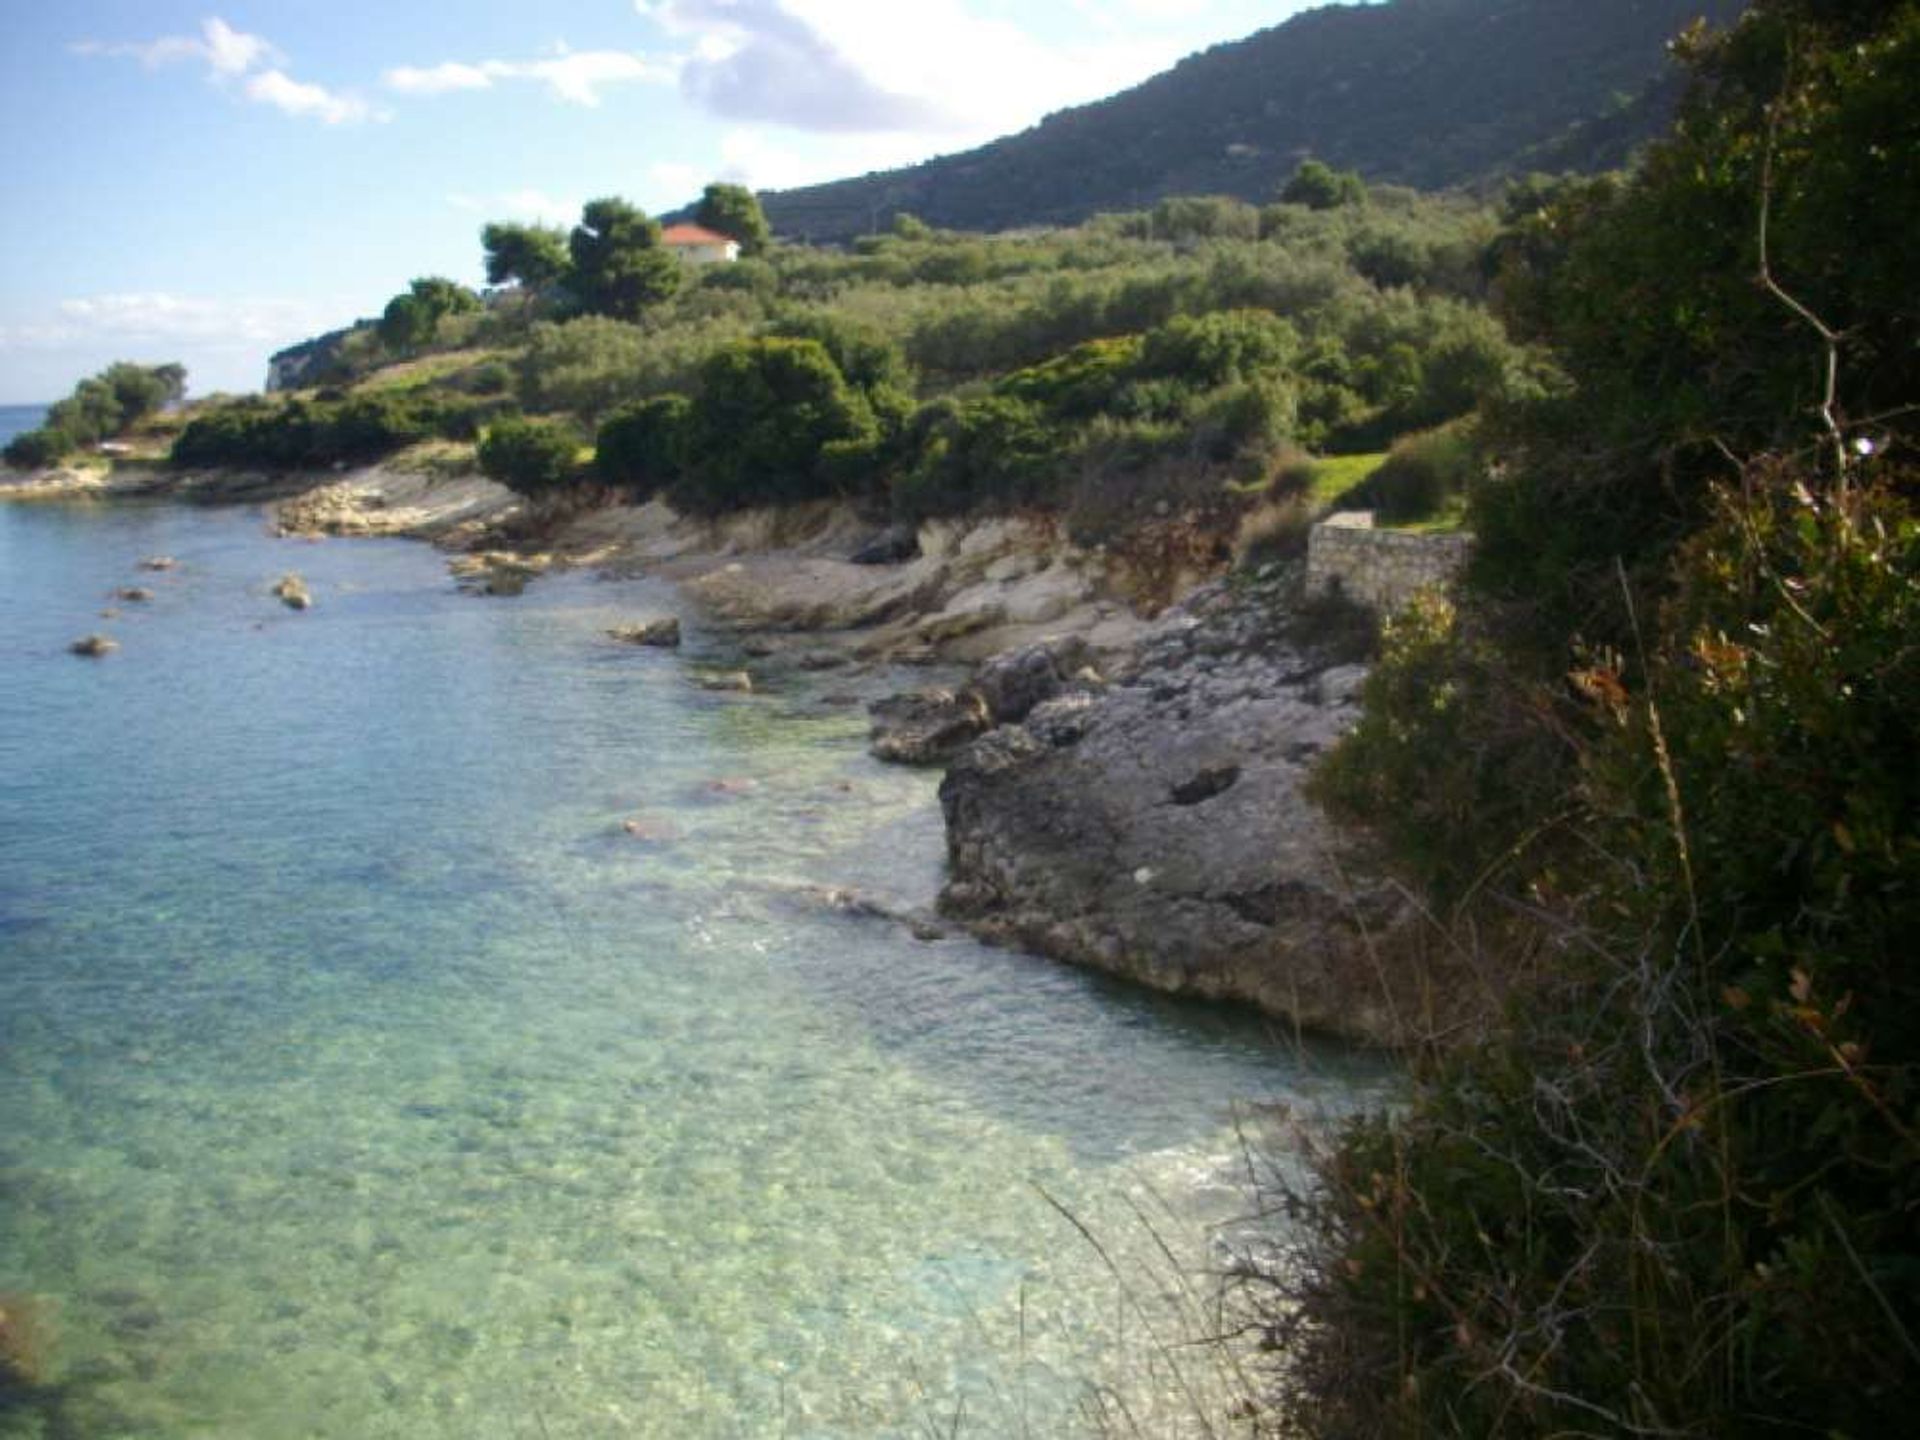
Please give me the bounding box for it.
[893,394,1061,519]
[478,416,581,496]
[594,395,689,498]
[171,391,481,469]
[1345,420,1480,523]
[3,428,72,469]
[674,337,877,513]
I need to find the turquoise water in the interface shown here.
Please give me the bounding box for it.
[0,498,1389,1437]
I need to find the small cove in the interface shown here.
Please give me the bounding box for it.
[0,497,1391,1437]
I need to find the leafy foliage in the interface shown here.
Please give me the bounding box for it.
[694,183,771,257]
[481,222,570,290]
[674,337,879,513]
[171,391,482,469]
[1279,159,1366,210]
[594,394,689,499]
[1295,6,1920,1435]
[378,277,481,355]
[477,415,581,496]
[4,361,187,467]
[568,198,681,321]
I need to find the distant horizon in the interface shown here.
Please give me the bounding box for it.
[0,1,1314,400]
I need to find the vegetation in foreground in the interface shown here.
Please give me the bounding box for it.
[1278,2,1919,1434]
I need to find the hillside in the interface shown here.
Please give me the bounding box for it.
[760,0,1747,241]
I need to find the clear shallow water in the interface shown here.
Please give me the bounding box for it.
[0,498,1391,1438]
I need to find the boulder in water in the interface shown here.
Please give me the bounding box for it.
[271,573,313,610]
[69,633,118,657]
[608,617,681,648]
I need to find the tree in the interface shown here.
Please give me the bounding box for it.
[595,394,690,498]
[1279,158,1366,209]
[378,276,481,354]
[481,222,571,290]
[6,360,190,467]
[694,183,772,257]
[568,198,681,320]
[477,416,581,496]
[676,337,875,512]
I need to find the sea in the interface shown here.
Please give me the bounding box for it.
[0,494,1390,1437]
[0,403,49,449]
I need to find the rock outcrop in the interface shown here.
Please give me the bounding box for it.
[608,616,682,647]
[271,573,313,610]
[936,570,1454,1046]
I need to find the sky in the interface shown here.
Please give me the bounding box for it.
[0,1,1319,401]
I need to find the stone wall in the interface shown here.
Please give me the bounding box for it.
[1306,511,1473,614]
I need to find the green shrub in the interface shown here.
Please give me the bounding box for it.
[594,395,689,498]
[3,428,72,469]
[674,337,877,513]
[477,416,581,496]
[1344,420,1479,523]
[893,394,1061,519]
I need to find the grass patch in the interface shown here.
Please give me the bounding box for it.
[1307,452,1387,510]
[356,349,501,392]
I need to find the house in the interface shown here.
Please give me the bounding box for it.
[659,223,740,264]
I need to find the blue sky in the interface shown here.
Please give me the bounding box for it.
[0,1,1316,401]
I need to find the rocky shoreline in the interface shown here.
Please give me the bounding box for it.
[4,458,1457,1045]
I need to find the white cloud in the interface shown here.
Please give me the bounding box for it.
[73,15,378,125]
[1,294,331,351]
[244,70,379,125]
[385,61,493,96]
[201,17,277,76]
[72,17,281,75]
[383,46,672,107]
[635,0,1184,142]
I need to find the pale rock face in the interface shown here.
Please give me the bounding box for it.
[936,569,1466,1047]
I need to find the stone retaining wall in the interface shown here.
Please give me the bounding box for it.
[1306,511,1473,614]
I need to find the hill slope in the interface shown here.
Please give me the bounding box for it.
[761,0,1747,240]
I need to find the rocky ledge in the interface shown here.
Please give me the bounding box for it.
[934,569,1460,1047]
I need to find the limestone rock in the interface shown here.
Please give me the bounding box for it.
[849,523,920,565]
[936,569,1452,1046]
[690,669,754,693]
[969,636,1093,725]
[868,687,990,766]
[448,551,551,597]
[271,573,313,610]
[138,556,176,572]
[608,616,681,648]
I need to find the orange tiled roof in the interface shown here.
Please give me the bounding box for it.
[660,223,736,247]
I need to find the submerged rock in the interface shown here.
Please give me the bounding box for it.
[138,555,176,572]
[0,1292,49,1391]
[690,669,754,693]
[115,586,155,604]
[448,550,552,597]
[936,572,1456,1046]
[608,616,682,648]
[271,573,313,610]
[69,633,118,657]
